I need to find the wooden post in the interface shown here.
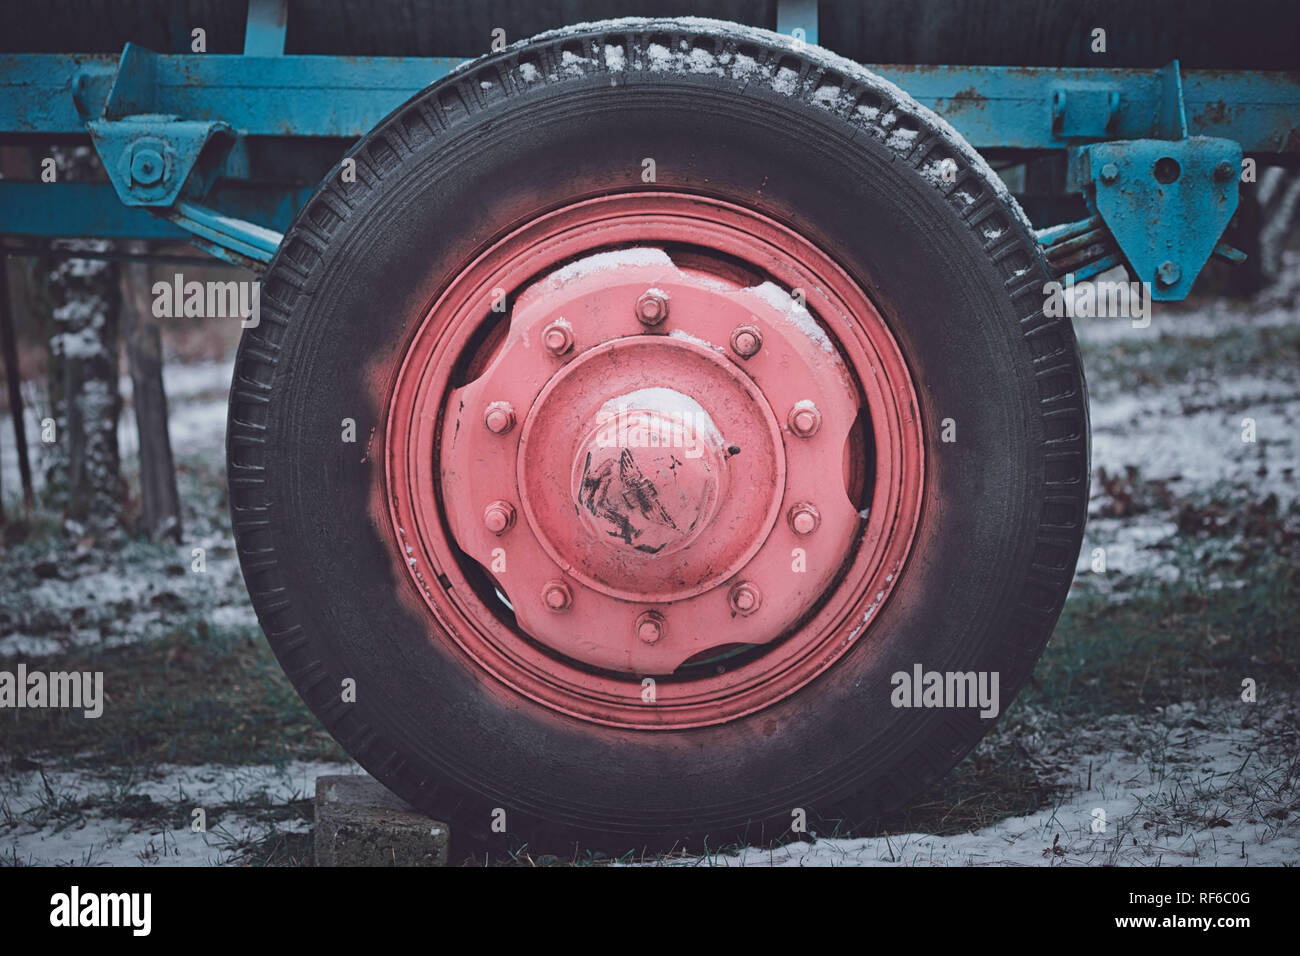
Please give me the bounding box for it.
[0,254,35,514]
[121,245,182,541]
[46,238,123,531]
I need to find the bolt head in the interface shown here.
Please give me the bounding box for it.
[1155,260,1182,288]
[130,147,165,186]
[1213,160,1234,182]
[1099,162,1120,185]
[788,503,821,535]
[543,319,574,356]
[483,401,516,435]
[483,500,516,535]
[543,581,572,611]
[635,610,665,644]
[730,325,763,359]
[728,582,762,616]
[787,402,822,438]
[635,290,669,326]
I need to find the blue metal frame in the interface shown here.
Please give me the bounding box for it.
[4,52,1294,149]
[243,0,288,57]
[1,0,1298,293]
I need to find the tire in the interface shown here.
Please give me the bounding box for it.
[229,17,1089,854]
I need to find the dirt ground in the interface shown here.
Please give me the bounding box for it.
[1,257,1297,867]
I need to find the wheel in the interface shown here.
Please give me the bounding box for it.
[229,17,1089,852]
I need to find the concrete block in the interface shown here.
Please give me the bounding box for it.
[314,774,450,867]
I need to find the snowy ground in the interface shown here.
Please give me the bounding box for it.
[0,360,256,662]
[643,700,1298,867]
[2,256,1297,866]
[1074,267,1300,595]
[650,260,1300,868]
[1,761,359,867]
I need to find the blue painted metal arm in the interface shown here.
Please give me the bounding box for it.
[0,32,1296,290]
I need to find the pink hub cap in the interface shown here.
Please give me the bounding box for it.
[439,248,862,674]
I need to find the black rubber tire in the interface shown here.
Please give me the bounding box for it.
[229,17,1090,854]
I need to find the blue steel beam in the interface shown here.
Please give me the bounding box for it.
[776,0,819,46]
[166,200,283,270]
[0,51,465,138]
[868,64,1300,153]
[243,0,288,57]
[0,54,1296,152]
[0,181,310,239]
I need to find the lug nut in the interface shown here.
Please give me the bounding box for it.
[483,500,516,535]
[788,502,821,535]
[542,580,572,611]
[730,324,763,359]
[542,319,574,356]
[635,289,669,327]
[787,401,822,438]
[484,401,516,435]
[728,581,762,616]
[635,610,666,645]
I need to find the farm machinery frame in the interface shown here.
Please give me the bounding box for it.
[2,1,1296,291]
[2,0,1298,849]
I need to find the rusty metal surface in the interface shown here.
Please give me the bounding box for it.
[3,52,1296,154]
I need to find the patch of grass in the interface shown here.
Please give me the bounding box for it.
[234,827,314,867]
[1027,552,1298,718]
[0,624,347,769]
[1083,322,1300,392]
[205,801,315,867]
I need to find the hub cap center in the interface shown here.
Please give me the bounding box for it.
[572,390,727,557]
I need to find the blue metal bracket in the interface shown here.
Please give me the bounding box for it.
[1051,84,1121,139]
[78,44,239,208]
[86,115,234,207]
[776,0,819,46]
[244,0,288,57]
[1156,59,1189,140]
[74,42,281,268]
[1076,136,1242,300]
[1046,61,1244,300]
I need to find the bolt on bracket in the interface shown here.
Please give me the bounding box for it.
[77,43,283,271]
[1071,136,1242,300]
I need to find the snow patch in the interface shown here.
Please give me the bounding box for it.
[748,282,836,354]
[546,248,673,285]
[1,761,359,867]
[630,703,1299,866]
[489,17,1036,236]
[560,49,591,76]
[772,65,800,95]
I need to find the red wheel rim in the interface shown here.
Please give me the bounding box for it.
[383,192,924,729]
